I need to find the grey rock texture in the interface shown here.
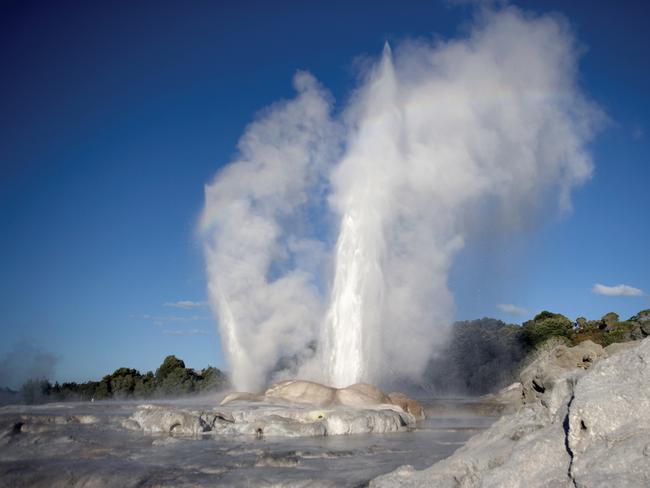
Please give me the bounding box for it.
[567,340,650,487]
[371,338,650,488]
[127,401,415,438]
[223,379,426,421]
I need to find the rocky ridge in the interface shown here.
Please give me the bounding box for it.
[371,337,650,487]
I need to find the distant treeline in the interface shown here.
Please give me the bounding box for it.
[5,309,649,404]
[422,308,650,396]
[10,355,229,405]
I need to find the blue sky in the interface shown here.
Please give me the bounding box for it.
[1,0,648,386]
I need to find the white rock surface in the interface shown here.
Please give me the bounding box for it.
[371,338,650,488]
[567,340,650,487]
[128,401,415,438]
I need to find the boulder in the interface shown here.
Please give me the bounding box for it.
[371,338,650,488]
[387,392,425,421]
[130,405,211,435]
[219,391,262,405]
[126,402,413,438]
[567,339,650,487]
[519,340,603,414]
[220,380,425,423]
[335,383,391,407]
[604,341,639,356]
[264,380,336,406]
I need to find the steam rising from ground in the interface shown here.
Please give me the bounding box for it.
[201,7,600,391]
[0,342,58,390]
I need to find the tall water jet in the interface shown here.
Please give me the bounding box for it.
[322,43,397,387]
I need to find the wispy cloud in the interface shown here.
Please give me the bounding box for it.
[497,303,528,316]
[592,283,644,297]
[135,314,209,326]
[162,329,211,336]
[163,300,207,309]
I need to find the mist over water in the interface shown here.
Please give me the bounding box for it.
[201,7,601,391]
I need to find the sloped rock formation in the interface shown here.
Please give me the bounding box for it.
[371,338,650,487]
[124,380,425,438]
[126,401,415,438]
[222,380,426,421]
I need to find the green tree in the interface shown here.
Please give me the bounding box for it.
[134,372,155,398]
[522,311,573,347]
[155,356,186,383]
[196,366,228,392]
[94,377,111,400]
[157,367,196,396]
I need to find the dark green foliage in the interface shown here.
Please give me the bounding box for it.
[522,311,573,347]
[196,366,229,393]
[601,312,620,325]
[134,372,155,398]
[108,368,140,399]
[155,356,186,382]
[422,308,650,397]
[94,378,111,400]
[156,366,197,396]
[573,310,649,347]
[630,309,650,325]
[12,356,229,404]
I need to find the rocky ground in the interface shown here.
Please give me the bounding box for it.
[371,338,650,488]
[0,396,495,487]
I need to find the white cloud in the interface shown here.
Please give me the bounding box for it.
[163,300,207,309]
[497,304,528,316]
[592,283,644,297]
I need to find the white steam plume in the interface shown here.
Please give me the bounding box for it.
[201,73,339,392]
[202,7,601,391]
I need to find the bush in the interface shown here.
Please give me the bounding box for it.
[522,311,573,347]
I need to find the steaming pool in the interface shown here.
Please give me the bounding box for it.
[0,398,498,487]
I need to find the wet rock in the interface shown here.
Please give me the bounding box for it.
[320,407,410,435]
[151,436,180,446]
[127,401,414,438]
[255,451,300,467]
[0,420,23,445]
[70,415,100,424]
[387,393,425,421]
[239,379,425,421]
[130,405,211,435]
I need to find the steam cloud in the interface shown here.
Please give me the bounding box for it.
[201,7,600,391]
[0,342,59,390]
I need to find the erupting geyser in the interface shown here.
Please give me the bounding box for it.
[201,7,600,391]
